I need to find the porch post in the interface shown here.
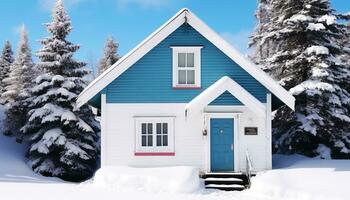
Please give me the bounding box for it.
[266,93,272,169]
[101,92,107,166]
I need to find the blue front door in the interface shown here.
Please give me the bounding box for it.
[210,118,234,171]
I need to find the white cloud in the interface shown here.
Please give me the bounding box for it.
[116,0,173,10]
[220,30,252,55]
[38,0,89,12]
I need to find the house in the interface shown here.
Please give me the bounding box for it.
[77,8,295,184]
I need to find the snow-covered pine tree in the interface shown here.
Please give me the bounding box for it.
[98,35,119,74]
[22,0,99,181]
[340,15,350,73]
[249,0,273,67]
[3,25,35,138]
[2,26,34,103]
[0,41,14,103]
[250,0,350,158]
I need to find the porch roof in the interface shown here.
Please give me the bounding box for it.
[185,76,266,118]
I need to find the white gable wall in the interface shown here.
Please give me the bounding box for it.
[102,102,271,173]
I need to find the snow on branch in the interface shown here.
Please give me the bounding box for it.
[306,46,329,55]
[290,80,335,96]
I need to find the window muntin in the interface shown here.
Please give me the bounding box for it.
[172,47,202,88]
[135,117,174,153]
[177,53,195,85]
[141,123,153,146]
[156,123,168,146]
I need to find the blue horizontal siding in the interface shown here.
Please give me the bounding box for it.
[106,24,268,104]
[210,92,241,105]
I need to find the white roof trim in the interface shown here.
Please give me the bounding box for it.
[77,8,295,111]
[185,76,266,118]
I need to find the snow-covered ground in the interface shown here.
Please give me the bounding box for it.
[0,105,349,200]
[0,133,60,183]
[250,155,350,200]
[1,138,349,200]
[0,105,60,183]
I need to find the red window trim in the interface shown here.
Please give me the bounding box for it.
[173,86,201,90]
[134,152,175,156]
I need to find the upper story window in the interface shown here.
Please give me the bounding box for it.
[171,46,202,88]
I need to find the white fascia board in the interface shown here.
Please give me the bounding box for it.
[170,46,203,49]
[76,9,188,108]
[186,11,295,111]
[185,76,266,118]
[77,8,295,111]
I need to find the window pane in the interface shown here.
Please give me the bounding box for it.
[141,123,146,135]
[148,135,153,146]
[142,136,147,146]
[156,123,161,135]
[157,135,162,146]
[178,70,186,84]
[187,53,194,67]
[163,135,168,146]
[187,70,195,84]
[147,123,152,135]
[163,123,168,134]
[178,53,186,67]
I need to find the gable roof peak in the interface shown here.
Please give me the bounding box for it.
[77,8,295,111]
[180,7,190,12]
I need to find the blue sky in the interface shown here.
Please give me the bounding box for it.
[0,0,349,71]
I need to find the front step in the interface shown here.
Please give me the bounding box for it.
[206,184,245,191]
[201,172,249,191]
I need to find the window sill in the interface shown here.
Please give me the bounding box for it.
[134,152,175,156]
[173,86,201,90]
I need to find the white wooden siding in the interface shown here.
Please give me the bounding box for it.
[102,103,271,172]
[104,103,206,168]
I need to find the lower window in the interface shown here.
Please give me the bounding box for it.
[135,117,174,154]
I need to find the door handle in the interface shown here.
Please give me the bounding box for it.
[231,144,234,151]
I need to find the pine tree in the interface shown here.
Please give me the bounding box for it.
[250,0,350,158]
[249,0,273,67]
[341,16,350,71]
[22,0,99,181]
[98,36,119,74]
[3,25,35,139]
[0,41,14,103]
[2,26,34,103]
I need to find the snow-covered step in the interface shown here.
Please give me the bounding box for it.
[205,177,243,182]
[205,184,245,190]
[202,172,249,191]
[205,172,243,176]
[202,172,247,180]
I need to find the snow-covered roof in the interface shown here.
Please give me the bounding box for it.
[76,8,295,110]
[185,76,266,117]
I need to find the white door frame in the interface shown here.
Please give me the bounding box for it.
[205,113,240,172]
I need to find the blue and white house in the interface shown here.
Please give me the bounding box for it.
[77,9,295,174]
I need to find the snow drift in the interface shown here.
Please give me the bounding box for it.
[248,155,350,200]
[92,166,203,193]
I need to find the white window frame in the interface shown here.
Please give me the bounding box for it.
[171,46,202,88]
[135,117,175,153]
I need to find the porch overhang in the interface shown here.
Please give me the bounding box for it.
[185,76,266,118]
